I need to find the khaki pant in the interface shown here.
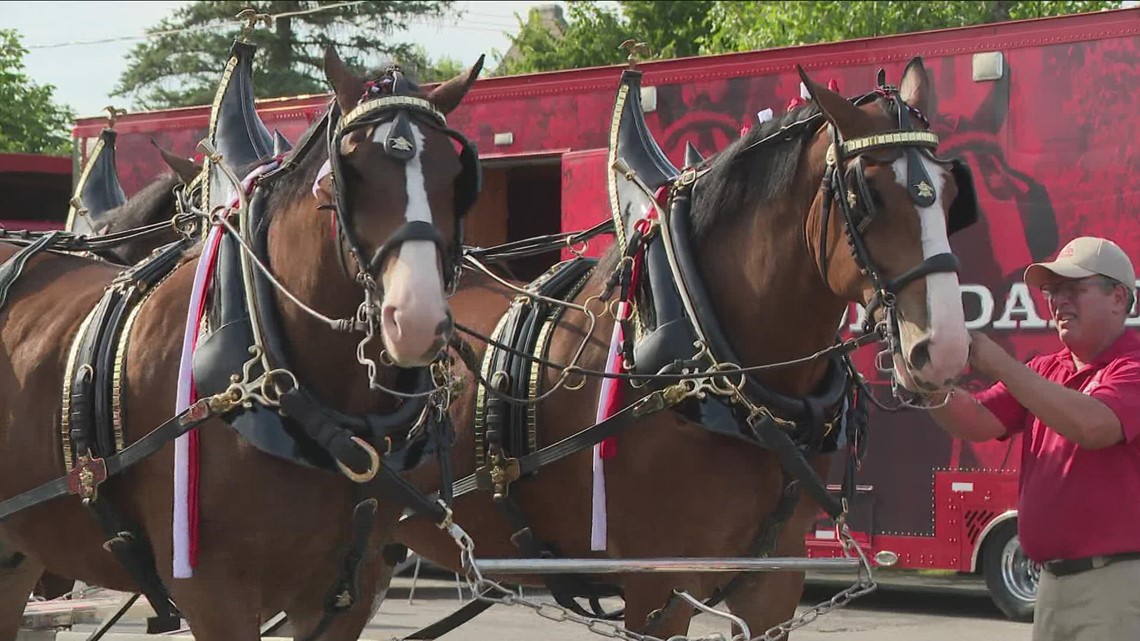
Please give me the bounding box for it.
[1034,557,1140,641]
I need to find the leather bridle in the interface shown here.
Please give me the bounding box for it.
[321,73,482,295]
[816,86,966,357]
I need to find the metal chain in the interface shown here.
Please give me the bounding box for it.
[746,524,877,641]
[443,521,877,641]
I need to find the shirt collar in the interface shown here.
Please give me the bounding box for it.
[1058,329,1140,369]
[1091,329,1140,366]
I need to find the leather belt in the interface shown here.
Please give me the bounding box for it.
[1043,552,1140,578]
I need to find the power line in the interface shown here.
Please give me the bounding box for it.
[270,0,365,19]
[24,1,476,51]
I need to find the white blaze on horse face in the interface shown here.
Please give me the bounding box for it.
[891,154,969,389]
[371,121,449,366]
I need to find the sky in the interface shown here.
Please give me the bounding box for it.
[5,1,1135,120]
[1,1,565,119]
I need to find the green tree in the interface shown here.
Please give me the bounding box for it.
[494,0,1123,76]
[704,1,1122,53]
[114,1,461,109]
[401,45,466,84]
[493,1,715,77]
[0,29,74,156]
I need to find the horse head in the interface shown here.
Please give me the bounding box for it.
[312,47,484,367]
[800,59,975,393]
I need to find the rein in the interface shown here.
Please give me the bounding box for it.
[0,213,199,256]
[450,319,882,406]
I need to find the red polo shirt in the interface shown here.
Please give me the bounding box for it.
[975,330,1140,563]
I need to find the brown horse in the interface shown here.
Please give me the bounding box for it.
[396,59,974,638]
[0,46,482,641]
[93,168,198,266]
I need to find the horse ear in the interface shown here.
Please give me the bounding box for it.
[427,54,485,115]
[323,46,363,115]
[899,57,936,120]
[797,65,864,138]
[150,140,201,185]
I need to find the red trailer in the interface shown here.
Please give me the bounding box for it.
[72,7,1140,620]
[0,152,72,231]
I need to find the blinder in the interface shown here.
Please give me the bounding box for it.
[946,158,979,235]
[455,137,482,219]
[843,157,878,234]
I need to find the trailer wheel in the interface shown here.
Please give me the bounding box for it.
[982,520,1037,622]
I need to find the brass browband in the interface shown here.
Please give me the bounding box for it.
[337,95,446,136]
[838,130,940,159]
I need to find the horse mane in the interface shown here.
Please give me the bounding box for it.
[99,174,182,234]
[690,102,823,240]
[261,113,329,222]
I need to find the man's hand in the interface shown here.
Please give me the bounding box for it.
[967,330,1017,380]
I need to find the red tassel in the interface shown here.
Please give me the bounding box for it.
[187,430,200,567]
[787,96,807,110]
[599,321,624,461]
[598,314,626,461]
[600,436,619,459]
[597,187,667,462]
[183,230,223,571]
[828,78,841,92]
[739,124,752,137]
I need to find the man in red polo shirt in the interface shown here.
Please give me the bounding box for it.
[928,236,1140,641]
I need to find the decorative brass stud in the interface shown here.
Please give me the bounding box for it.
[103,106,127,130]
[236,8,273,42]
[619,40,652,68]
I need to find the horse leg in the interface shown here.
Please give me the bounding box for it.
[285,551,391,641]
[723,456,833,638]
[0,552,44,641]
[624,574,706,639]
[176,587,263,641]
[36,571,76,600]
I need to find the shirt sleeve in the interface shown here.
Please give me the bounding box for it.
[974,380,1029,438]
[1087,357,1140,444]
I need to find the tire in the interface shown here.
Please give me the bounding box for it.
[982,520,1038,622]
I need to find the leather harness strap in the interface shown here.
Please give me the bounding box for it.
[0,396,228,521]
[453,387,680,500]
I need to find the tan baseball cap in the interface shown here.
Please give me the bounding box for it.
[1024,236,1136,289]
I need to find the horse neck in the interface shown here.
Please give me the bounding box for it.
[696,195,849,398]
[264,199,397,411]
[102,176,182,264]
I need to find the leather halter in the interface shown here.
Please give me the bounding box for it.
[817,86,963,347]
[317,72,482,292]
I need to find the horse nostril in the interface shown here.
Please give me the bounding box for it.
[382,305,401,340]
[908,338,932,370]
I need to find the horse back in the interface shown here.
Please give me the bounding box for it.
[0,243,122,368]
[0,243,124,516]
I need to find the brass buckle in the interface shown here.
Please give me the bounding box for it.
[475,452,521,500]
[335,437,381,483]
